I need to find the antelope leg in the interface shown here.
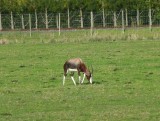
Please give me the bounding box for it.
[79,76,81,84]
[81,73,85,83]
[71,76,76,85]
[63,75,66,85]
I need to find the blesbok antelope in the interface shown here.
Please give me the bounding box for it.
[63,58,93,85]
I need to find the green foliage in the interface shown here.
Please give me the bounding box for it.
[26,0,40,12]
[0,0,5,11]
[1,0,160,13]
[2,0,18,12]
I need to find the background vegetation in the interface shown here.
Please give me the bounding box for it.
[0,0,160,13]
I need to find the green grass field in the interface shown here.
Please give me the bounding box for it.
[1,28,160,44]
[0,30,160,120]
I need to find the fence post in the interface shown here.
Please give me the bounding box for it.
[59,13,61,36]
[149,7,152,31]
[90,11,94,36]
[11,11,14,30]
[113,11,117,27]
[125,9,128,26]
[102,8,106,27]
[137,8,140,26]
[122,9,125,33]
[80,8,83,28]
[21,14,25,29]
[0,12,2,30]
[45,8,48,29]
[29,13,32,37]
[67,8,70,28]
[56,14,59,29]
[35,9,38,29]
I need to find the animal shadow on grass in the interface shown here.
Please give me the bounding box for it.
[81,81,101,85]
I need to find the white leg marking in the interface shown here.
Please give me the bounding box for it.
[71,76,76,85]
[90,77,93,84]
[63,75,65,85]
[81,73,85,83]
[79,76,81,84]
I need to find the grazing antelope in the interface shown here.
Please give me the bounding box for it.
[63,58,93,85]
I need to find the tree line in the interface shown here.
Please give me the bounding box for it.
[0,0,160,13]
[0,0,160,31]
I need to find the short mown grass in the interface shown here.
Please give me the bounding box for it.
[0,30,160,120]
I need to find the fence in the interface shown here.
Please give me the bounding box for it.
[0,9,160,32]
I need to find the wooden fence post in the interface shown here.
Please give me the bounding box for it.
[35,9,38,29]
[113,11,117,27]
[59,13,61,36]
[0,12,2,30]
[102,8,106,27]
[122,9,125,33]
[80,8,83,28]
[56,14,59,29]
[125,9,128,26]
[137,8,140,26]
[90,11,94,36]
[149,7,152,31]
[29,13,32,37]
[45,8,48,29]
[11,11,14,30]
[68,8,70,28]
[21,14,25,29]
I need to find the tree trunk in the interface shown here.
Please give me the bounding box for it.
[67,8,70,28]
[113,11,117,27]
[45,8,48,29]
[125,8,128,26]
[11,11,14,30]
[122,9,125,33]
[137,8,140,26]
[0,12,2,30]
[35,9,38,29]
[149,7,152,31]
[21,14,25,29]
[102,7,106,27]
[80,8,83,28]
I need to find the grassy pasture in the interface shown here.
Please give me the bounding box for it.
[1,28,160,44]
[0,29,160,121]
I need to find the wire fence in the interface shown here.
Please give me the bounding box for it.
[1,9,160,31]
